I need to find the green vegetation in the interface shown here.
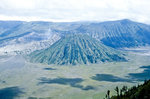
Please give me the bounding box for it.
[29,34,126,65]
[105,80,150,99]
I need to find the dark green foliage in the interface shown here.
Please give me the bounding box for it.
[110,80,150,99]
[29,34,126,65]
[115,86,119,98]
[106,90,110,99]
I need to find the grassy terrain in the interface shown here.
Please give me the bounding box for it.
[0,52,150,99]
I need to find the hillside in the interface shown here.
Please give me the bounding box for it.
[0,19,150,55]
[56,19,150,48]
[29,34,126,65]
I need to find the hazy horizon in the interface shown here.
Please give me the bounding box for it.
[0,0,150,24]
[0,19,150,25]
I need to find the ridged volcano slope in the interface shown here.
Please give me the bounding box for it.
[29,34,126,65]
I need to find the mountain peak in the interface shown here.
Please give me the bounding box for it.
[29,34,126,65]
[119,19,133,24]
[121,19,131,22]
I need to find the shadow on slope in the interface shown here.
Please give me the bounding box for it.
[38,77,95,91]
[92,65,150,83]
[28,96,52,99]
[128,65,150,81]
[0,86,24,99]
[43,68,56,70]
[91,74,132,82]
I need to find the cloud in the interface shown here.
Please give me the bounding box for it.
[0,0,150,24]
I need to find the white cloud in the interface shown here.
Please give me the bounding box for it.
[0,0,150,24]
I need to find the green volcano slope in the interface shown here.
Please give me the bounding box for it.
[29,34,126,65]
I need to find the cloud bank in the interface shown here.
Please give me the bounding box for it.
[0,0,150,23]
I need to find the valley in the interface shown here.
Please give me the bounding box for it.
[0,50,150,99]
[0,19,150,99]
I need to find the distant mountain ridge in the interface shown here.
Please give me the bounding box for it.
[0,19,150,54]
[29,34,126,65]
[54,19,150,48]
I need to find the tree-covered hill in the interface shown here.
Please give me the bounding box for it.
[105,80,150,99]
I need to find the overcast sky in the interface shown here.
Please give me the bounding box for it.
[0,0,150,23]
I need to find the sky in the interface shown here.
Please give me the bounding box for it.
[0,0,150,24]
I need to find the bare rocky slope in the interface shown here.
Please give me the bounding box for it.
[29,34,126,65]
